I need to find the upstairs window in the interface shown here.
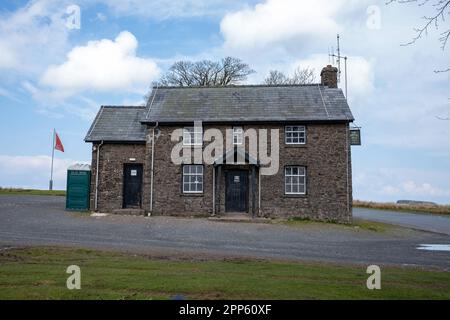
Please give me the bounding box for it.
[285,166,306,195]
[183,126,203,146]
[233,127,243,145]
[285,126,306,145]
[183,165,203,193]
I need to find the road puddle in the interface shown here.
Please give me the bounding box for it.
[417,244,450,252]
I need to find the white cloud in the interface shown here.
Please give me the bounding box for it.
[220,0,366,52]
[402,181,450,197]
[354,168,450,204]
[21,80,104,121]
[40,31,160,96]
[96,12,107,22]
[0,87,21,103]
[0,41,18,69]
[380,181,450,198]
[292,54,374,97]
[0,155,88,190]
[0,0,71,72]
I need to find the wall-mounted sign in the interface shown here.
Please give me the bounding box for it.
[350,128,361,146]
[131,170,137,176]
[234,176,240,183]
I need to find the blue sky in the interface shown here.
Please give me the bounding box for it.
[0,0,449,204]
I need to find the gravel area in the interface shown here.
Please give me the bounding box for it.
[1,195,450,269]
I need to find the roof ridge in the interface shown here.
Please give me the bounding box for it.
[101,105,146,108]
[152,83,325,89]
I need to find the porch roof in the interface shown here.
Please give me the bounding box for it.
[213,148,259,166]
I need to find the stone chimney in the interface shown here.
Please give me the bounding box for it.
[320,65,338,88]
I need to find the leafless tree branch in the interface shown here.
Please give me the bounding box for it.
[434,67,450,72]
[154,57,255,87]
[387,0,450,51]
[263,67,316,85]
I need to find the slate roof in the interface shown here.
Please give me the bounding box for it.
[143,85,354,123]
[84,106,147,142]
[85,85,354,142]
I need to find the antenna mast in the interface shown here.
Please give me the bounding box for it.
[337,34,341,83]
[329,34,348,99]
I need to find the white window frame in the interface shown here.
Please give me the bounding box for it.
[285,126,306,145]
[183,126,203,146]
[233,127,243,145]
[182,165,204,194]
[285,166,306,195]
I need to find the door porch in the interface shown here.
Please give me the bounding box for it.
[213,148,259,218]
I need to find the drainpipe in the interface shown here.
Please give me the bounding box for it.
[94,140,104,211]
[212,166,216,216]
[149,122,158,214]
[346,124,351,221]
[258,168,261,216]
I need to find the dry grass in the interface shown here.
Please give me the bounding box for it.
[354,200,450,215]
[0,188,66,196]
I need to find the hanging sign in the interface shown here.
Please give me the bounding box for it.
[350,128,361,146]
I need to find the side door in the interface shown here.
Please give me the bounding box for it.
[123,164,143,209]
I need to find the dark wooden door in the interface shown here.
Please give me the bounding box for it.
[123,164,143,209]
[225,170,248,212]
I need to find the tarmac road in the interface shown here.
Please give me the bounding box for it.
[353,207,450,236]
[1,195,450,269]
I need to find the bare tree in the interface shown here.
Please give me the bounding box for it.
[290,67,317,84]
[263,67,316,85]
[388,0,450,119]
[387,0,450,72]
[155,57,255,87]
[264,70,289,85]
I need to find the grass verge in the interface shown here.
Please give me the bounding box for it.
[354,200,450,215]
[282,217,393,233]
[0,247,449,300]
[0,188,66,197]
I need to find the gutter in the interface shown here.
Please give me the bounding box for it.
[94,140,104,211]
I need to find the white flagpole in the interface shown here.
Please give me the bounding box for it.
[49,128,55,191]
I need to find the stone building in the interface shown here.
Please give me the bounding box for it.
[85,65,355,222]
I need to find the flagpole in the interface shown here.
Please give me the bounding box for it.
[49,128,55,191]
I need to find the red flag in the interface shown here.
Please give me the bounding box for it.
[54,132,64,152]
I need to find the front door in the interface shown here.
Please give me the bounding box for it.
[123,164,143,209]
[225,170,249,212]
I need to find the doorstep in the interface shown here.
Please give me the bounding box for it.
[208,214,270,223]
[112,209,146,216]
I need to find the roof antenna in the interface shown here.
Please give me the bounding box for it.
[337,34,341,84]
[331,46,335,65]
[329,35,349,100]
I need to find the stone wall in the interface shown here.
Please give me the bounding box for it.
[89,143,147,212]
[258,124,352,223]
[149,123,352,222]
[89,123,352,223]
